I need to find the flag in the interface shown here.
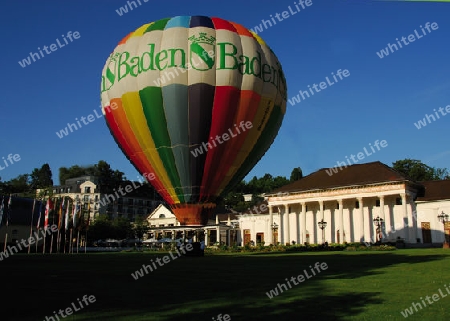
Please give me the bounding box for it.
[58,198,65,230]
[6,195,12,227]
[0,196,4,228]
[36,201,43,229]
[44,198,54,231]
[65,200,70,230]
[73,202,80,229]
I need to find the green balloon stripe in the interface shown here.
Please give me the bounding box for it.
[140,87,185,202]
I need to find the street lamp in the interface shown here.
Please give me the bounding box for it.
[373,216,384,243]
[271,222,278,245]
[437,211,449,248]
[318,219,327,244]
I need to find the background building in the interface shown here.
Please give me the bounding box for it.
[42,176,162,222]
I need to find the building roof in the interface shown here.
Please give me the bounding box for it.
[270,161,414,194]
[416,180,450,201]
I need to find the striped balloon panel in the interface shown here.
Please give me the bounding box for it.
[100,16,287,205]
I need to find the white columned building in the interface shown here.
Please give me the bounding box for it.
[239,162,450,246]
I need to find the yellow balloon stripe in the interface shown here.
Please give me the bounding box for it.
[129,23,152,38]
[121,92,179,202]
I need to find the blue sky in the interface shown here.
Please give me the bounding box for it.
[0,0,449,186]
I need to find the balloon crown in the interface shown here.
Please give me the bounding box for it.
[188,32,216,45]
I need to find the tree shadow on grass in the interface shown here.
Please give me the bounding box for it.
[2,251,448,321]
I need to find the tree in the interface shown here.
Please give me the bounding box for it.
[290,167,303,182]
[58,160,125,189]
[2,174,33,196]
[59,165,93,185]
[92,160,125,193]
[30,163,53,189]
[112,217,133,240]
[133,216,149,242]
[88,215,113,241]
[392,159,449,181]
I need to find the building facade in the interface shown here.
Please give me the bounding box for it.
[44,176,161,222]
[239,162,450,246]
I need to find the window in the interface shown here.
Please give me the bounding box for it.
[168,224,174,227]
[151,225,156,228]
[95,195,98,201]
[355,201,360,209]
[84,195,89,203]
[84,187,91,193]
[159,214,166,218]
[128,199,134,206]
[159,224,165,227]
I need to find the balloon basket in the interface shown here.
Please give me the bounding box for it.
[171,203,216,226]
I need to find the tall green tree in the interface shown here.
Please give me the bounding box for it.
[92,160,125,193]
[30,163,53,189]
[392,159,449,181]
[290,167,303,182]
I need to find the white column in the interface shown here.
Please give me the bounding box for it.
[285,204,290,245]
[301,202,307,244]
[205,230,209,246]
[358,197,364,242]
[268,205,273,245]
[408,194,417,243]
[401,193,409,242]
[379,195,386,241]
[295,207,300,244]
[339,199,344,244]
[319,200,324,243]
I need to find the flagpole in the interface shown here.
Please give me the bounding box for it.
[36,190,45,253]
[85,197,90,254]
[28,198,37,254]
[64,200,67,254]
[50,197,55,254]
[36,228,39,253]
[3,194,12,252]
[77,229,80,253]
[69,228,73,254]
[56,197,61,253]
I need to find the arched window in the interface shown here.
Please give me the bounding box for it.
[159,214,165,218]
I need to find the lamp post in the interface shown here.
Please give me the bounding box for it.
[373,216,384,244]
[318,219,327,244]
[437,211,449,248]
[271,222,278,245]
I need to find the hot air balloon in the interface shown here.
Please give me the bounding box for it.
[100,16,287,226]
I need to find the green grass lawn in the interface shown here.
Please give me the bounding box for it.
[2,248,450,321]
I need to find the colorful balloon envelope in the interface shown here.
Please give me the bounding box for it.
[100,16,287,225]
